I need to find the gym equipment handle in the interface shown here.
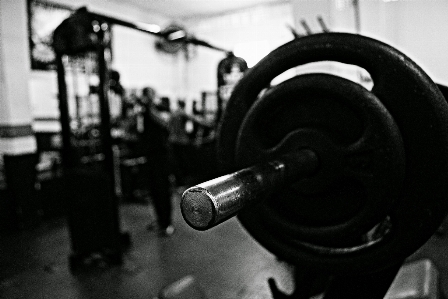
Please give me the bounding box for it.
[181,149,319,230]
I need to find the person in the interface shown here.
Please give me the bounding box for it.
[108,70,125,124]
[167,100,193,188]
[138,86,174,236]
[168,100,215,187]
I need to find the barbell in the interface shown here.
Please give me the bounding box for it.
[181,32,448,276]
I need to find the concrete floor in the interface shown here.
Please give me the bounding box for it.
[1,189,448,299]
[0,190,296,299]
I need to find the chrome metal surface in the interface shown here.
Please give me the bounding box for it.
[181,149,318,230]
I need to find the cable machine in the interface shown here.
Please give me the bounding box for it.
[53,7,130,271]
[53,6,246,271]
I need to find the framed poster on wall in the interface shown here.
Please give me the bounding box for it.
[27,0,73,70]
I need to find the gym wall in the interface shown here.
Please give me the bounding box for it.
[182,2,295,98]
[181,0,448,97]
[290,0,448,86]
[29,0,175,125]
[27,0,448,126]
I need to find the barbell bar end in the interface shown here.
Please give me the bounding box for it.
[181,149,319,230]
[181,186,217,230]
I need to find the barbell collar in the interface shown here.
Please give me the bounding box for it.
[181,149,319,230]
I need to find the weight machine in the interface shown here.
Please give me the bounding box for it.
[52,6,246,270]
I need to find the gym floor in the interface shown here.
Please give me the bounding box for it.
[0,189,447,299]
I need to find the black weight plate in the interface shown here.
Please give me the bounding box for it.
[218,33,448,274]
[236,74,405,247]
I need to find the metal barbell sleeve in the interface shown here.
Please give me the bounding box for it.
[181,149,319,230]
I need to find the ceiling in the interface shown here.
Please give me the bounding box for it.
[117,0,290,20]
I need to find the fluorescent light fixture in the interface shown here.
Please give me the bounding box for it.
[136,22,161,33]
[168,30,186,41]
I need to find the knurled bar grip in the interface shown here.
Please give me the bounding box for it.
[181,149,319,230]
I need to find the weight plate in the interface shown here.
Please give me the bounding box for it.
[236,73,405,247]
[218,33,448,274]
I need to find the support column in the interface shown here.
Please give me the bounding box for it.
[0,0,39,230]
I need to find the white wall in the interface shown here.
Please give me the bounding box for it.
[391,0,448,85]
[29,0,177,128]
[360,0,448,85]
[291,0,448,86]
[182,2,295,100]
[1,0,33,125]
[0,0,37,154]
[111,25,181,99]
[27,0,448,126]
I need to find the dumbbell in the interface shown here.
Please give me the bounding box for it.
[181,33,448,278]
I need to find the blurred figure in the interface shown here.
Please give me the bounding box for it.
[168,100,192,188]
[168,100,214,187]
[108,69,125,124]
[139,87,174,236]
[188,101,201,142]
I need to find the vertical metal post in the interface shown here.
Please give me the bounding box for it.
[96,44,114,177]
[353,0,361,34]
[96,42,122,246]
[56,53,76,169]
[71,58,82,130]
